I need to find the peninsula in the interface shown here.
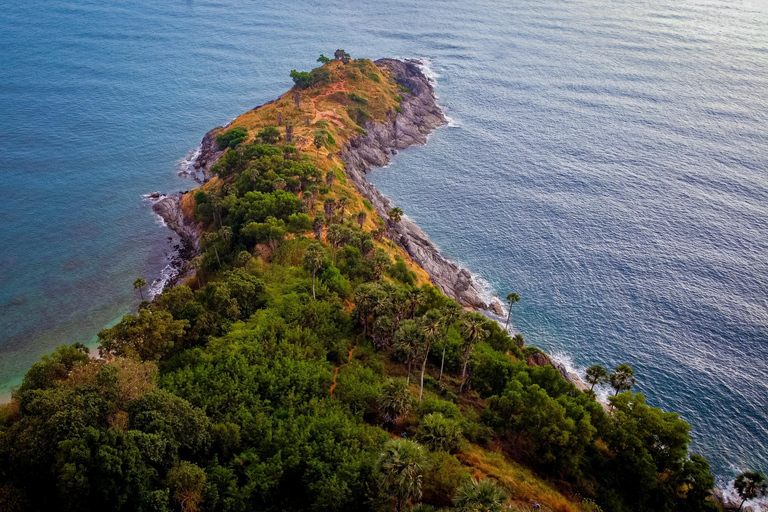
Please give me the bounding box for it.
[0,54,725,512]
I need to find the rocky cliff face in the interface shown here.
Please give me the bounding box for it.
[342,58,502,313]
[192,127,224,181]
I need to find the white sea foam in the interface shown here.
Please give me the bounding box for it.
[176,146,203,181]
[411,57,461,128]
[147,260,178,299]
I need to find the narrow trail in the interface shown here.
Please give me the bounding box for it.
[308,80,350,126]
[329,332,361,396]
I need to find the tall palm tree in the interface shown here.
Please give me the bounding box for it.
[133,278,147,301]
[337,196,350,223]
[377,438,428,512]
[453,479,508,512]
[303,244,325,300]
[388,207,403,250]
[439,302,463,381]
[503,292,520,331]
[609,363,636,396]
[417,310,443,401]
[379,378,412,425]
[459,313,487,393]
[585,364,609,391]
[734,471,767,512]
[393,319,421,386]
[313,131,326,162]
[357,210,367,228]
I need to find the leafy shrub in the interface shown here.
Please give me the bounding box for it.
[362,199,373,211]
[255,125,280,144]
[389,256,416,285]
[418,397,461,420]
[367,72,381,82]
[350,92,368,105]
[216,127,248,150]
[415,413,463,452]
[290,70,314,89]
[394,105,403,114]
[397,84,412,94]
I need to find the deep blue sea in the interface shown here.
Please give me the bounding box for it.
[1,0,766,493]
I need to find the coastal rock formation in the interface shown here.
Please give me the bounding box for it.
[342,58,502,313]
[152,194,200,250]
[192,127,224,180]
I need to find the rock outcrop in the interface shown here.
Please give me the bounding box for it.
[342,58,502,313]
[192,127,224,181]
[152,194,200,251]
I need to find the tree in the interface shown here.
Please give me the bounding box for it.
[337,196,350,223]
[317,54,330,64]
[200,227,232,269]
[418,310,443,401]
[290,69,314,89]
[313,131,326,162]
[734,471,767,512]
[388,207,404,250]
[393,319,423,386]
[98,309,188,361]
[585,364,609,391]
[357,210,367,228]
[452,479,508,512]
[334,49,351,63]
[415,413,462,452]
[303,243,325,300]
[133,277,147,301]
[256,125,280,144]
[166,461,208,512]
[503,293,520,331]
[609,363,636,396]
[379,378,413,425]
[326,170,335,187]
[459,313,487,393]
[377,438,428,512]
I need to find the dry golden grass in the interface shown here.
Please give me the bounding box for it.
[457,445,590,512]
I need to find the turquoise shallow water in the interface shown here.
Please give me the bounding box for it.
[1,0,766,490]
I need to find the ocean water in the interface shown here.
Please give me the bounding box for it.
[1,0,766,491]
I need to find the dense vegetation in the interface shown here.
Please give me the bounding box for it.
[0,56,722,512]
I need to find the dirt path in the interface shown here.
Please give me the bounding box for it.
[309,80,350,126]
[329,332,361,396]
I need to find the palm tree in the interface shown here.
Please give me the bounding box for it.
[357,210,367,228]
[585,364,609,391]
[503,293,520,331]
[303,243,325,300]
[417,310,443,401]
[379,378,413,425]
[393,320,422,386]
[609,363,636,396]
[377,438,428,512]
[337,196,350,223]
[354,283,382,335]
[133,278,147,301]
[459,313,487,393]
[325,170,335,187]
[388,207,403,250]
[439,302,463,382]
[313,131,326,162]
[453,479,508,512]
[734,471,767,512]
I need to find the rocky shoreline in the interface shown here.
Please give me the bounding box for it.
[341,58,504,315]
